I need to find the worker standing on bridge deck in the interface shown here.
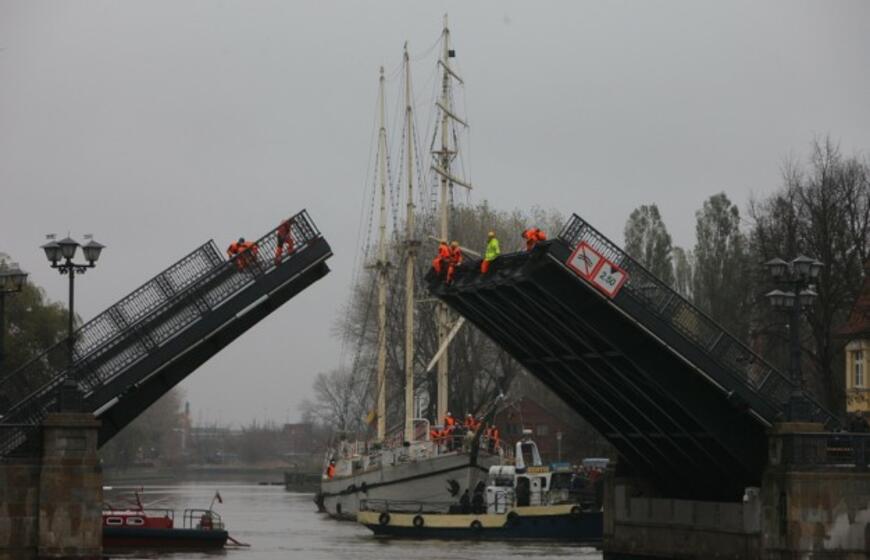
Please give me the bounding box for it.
[274,218,296,266]
[432,239,450,278]
[446,241,463,284]
[481,231,500,274]
[325,460,336,480]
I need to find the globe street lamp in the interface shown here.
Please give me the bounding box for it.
[0,262,29,374]
[41,235,105,410]
[764,255,823,421]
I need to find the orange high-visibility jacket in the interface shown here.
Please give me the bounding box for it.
[227,242,242,256]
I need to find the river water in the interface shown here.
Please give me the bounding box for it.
[103,482,602,560]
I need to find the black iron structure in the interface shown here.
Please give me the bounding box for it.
[0,210,331,457]
[427,213,836,500]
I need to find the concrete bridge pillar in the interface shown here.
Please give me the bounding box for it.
[761,423,870,559]
[602,425,870,559]
[0,413,102,560]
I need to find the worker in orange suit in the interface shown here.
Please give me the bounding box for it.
[522,228,548,251]
[444,411,456,428]
[274,218,296,266]
[326,460,336,480]
[486,425,501,453]
[465,414,480,432]
[432,239,450,278]
[241,239,259,269]
[227,237,247,270]
[446,241,463,284]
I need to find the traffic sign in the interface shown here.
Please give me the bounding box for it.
[591,261,628,298]
[567,242,602,279]
[566,241,628,299]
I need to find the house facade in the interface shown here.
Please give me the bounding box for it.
[840,262,870,413]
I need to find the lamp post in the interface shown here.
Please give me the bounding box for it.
[0,262,29,374]
[764,255,823,422]
[41,235,105,410]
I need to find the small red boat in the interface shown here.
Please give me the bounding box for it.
[102,491,229,550]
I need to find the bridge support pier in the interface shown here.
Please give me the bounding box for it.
[602,468,761,559]
[0,413,102,560]
[602,425,870,559]
[761,423,870,559]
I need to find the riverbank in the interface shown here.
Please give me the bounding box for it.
[103,464,290,486]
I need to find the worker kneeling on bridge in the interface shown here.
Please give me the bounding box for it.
[481,231,500,274]
[522,227,547,251]
[227,237,259,271]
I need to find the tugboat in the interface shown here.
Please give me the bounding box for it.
[102,490,230,550]
[357,431,603,542]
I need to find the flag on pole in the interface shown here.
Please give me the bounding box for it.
[215,491,223,504]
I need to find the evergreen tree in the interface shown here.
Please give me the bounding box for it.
[692,193,752,340]
[624,204,675,286]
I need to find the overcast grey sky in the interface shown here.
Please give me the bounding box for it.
[1,1,868,426]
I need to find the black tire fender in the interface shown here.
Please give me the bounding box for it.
[470,519,483,530]
[506,511,519,523]
[413,515,425,528]
[379,512,391,526]
[570,505,582,516]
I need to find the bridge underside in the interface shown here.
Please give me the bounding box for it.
[428,242,770,501]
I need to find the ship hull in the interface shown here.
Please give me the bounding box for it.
[319,452,497,520]
[103,527,228,549]
[359,505,603,542]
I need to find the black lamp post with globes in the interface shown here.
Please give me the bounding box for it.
[764,255,823,422]
[41,235,105,410]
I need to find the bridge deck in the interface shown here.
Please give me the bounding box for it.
[0,210,331,457]
[427,214,835,500]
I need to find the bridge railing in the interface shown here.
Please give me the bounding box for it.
[558,213,837,428]
[0,241,224,410]
[0,210,321,440]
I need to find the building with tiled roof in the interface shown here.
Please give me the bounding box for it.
[840,261,870,413]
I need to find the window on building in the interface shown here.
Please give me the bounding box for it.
[855,350,865,388]
[536,424,549,436]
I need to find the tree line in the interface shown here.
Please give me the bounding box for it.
[306,137,868,442]
[624,138,869,414]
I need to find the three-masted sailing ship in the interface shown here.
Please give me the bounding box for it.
[317,18,503,520]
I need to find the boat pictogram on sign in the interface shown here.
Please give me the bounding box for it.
[566,243,601,279]
[566,242,628,299]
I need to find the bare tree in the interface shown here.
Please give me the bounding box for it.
[748,138,870,413]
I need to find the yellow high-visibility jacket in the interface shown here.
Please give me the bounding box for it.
[484,238,500,261]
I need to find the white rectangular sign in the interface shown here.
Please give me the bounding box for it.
[567,243,601,279]
[592,262,628,298]
[566,241,629,299]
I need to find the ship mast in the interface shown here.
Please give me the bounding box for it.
[375,66,389,442]
[402,44,417,443]
[433,14,471,425]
